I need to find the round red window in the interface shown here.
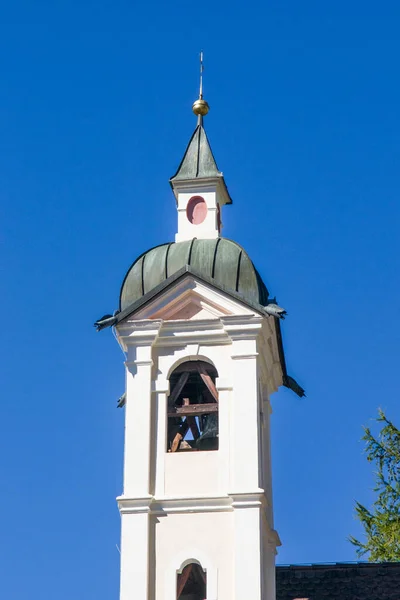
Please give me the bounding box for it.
[186,196,208,225]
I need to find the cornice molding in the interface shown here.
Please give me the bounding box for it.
[117,495,153,514]
[221,314,263,341]
[229,490,266,509]
[231,353,259,361]
[171,177,231,207]
[116,491,271,516]
[125,360,153,368]
[116,319,163,351]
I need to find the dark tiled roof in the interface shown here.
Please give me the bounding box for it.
[276,562,400,600]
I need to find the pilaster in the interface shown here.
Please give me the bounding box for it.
[223,316,263,493]
[116,322,162,600]
[154,383,169,498]
[232,499,262,600]
[117,320,162,497]
[216,381,232,491]
[119,500,152,600]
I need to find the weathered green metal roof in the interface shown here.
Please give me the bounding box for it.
[115,242,304,397]
[171,124,219,180]
[115,261,304,397]
[170,124,232,204]
[119,238,269,311]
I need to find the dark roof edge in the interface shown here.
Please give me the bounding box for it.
[277,561,400,570]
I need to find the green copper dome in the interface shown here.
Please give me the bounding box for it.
[119,238,269,312]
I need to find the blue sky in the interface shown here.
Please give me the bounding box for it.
[2,0,400,597]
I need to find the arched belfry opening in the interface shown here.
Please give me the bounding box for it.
[177,562,207,600]
[167,361,219,452]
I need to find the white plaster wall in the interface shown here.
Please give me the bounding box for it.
[165,451,220,497]
[156,343,232,387]
[262,527,277,600]
[175,189,219,242]
[233,506,262,600]
[155,511,234,600]
[120,512,150,600]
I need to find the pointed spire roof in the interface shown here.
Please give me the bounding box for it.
[170,122,220,180]
[169,121,232,203]
[170,53,232,203]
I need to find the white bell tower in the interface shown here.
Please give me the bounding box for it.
[116,298,282,600]
[97,63,304,600]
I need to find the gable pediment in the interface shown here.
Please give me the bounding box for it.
[120,274,258,323]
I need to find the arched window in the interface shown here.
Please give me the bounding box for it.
[177,561,207,600]
[167,361,219,452]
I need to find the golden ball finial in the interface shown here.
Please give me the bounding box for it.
[192,98,210,117]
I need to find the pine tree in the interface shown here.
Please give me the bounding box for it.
[349,409,400,561]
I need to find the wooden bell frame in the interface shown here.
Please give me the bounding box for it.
[167,361,219,452]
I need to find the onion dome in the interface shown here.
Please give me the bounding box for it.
[120,238,268,312]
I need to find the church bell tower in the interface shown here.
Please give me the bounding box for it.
[96,59,303,600]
